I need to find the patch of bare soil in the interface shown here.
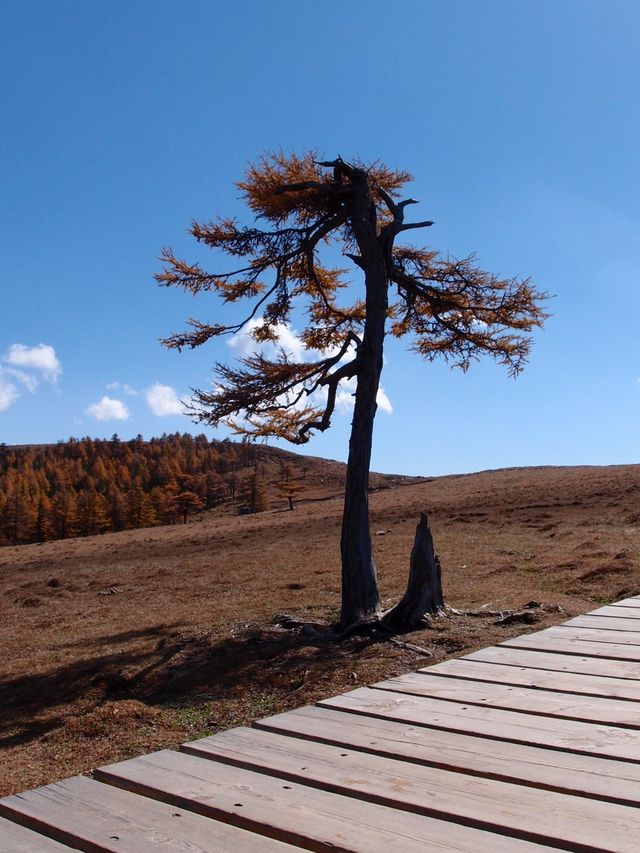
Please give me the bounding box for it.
[1,463,639,796]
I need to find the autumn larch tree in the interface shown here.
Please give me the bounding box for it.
[157,152,547,632]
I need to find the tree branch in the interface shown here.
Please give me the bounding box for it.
[398,220,434,232]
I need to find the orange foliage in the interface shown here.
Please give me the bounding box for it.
[0,434,259,546]
[157,151,548,443]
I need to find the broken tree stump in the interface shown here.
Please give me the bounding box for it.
[383,512,444,632]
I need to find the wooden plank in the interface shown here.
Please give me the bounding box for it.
[0,774,298,852]
[373,671,640,727]
[562,614,640,632]
[589,605,640,619]
[503,627,640,660]
[464,645,640,680]
[420,657,640,701]
[598,599,640,609]
[0,815,74,852]
[523,625,640,646]
[255,704,640,805]
[320,687,640,761]
[94,748,551,852]
[182,725,640,852]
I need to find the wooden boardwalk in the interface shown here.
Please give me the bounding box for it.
[3,599,640,851]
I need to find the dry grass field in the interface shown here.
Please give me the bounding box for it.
[1,461,639,797]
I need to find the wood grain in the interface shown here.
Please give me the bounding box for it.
[94,748,547,852]
[254,704,640,805]
[0,774,297,852]
[182,725,640,852]
[463,644,640,679]
[373,671,640,726]
[562,614,640,632]
[503,627,640,660]
[0,815,74,852]
[418,656,640,699]
[321,687,640,761]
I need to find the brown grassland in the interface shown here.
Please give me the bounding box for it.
[1,460,639,797]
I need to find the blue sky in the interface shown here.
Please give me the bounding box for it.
[2,0,639,476]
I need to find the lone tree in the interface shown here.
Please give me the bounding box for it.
[157,152,547,632]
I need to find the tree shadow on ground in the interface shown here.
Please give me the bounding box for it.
[0,620,387,750]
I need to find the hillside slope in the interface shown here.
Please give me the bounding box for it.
[0,463,638,795]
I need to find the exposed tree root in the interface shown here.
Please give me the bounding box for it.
[386,637,434,657]
[446,605,515,619]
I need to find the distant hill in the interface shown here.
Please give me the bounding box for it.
[0,434,417,546]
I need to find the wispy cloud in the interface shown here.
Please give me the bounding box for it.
[3,367,39,392]
[85,396,129,421]
[107,381,139,396]
[146,383,183,416]
[228,319,392,418]
[0,377,19,411]
[376,387,393,414]
[5,343,61,382]
[228,319,306,362]
[0,343,62,411]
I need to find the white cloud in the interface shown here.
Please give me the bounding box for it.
[335,376,357,413]
[146,383,183,416]
[107,381,139,396]
[226,318,392,422]
[229,319,307,362]
[5,343,61,382]
[376,387,393,414]
[0,377,19,411]
[334,377,392,416]
[4,367,39,392]
[85,396,129,421]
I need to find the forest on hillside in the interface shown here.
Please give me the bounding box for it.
[0,433,298,546]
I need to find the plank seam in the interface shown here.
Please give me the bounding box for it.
[0,800,98,853]
[315,700,640,764]
[176,745,598,853]
[92,765,331,853]
[464,652,640,680]
[250,718,640,808]
[503,641,640,662]
[410,668,640,703]
[369,684,640,730]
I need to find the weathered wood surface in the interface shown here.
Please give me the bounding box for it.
[463,643,640,679]
[181,725,640,851]
[422,656,640,699]
[0,815,74,852]
[565,614,640,632]
[504,626,640,659]
[95,749,547,852]
[589,604,640,618]
[3,596,640,851]
[373,671,640,726]
[597,598,640,609]
[321,687,640,761]
[255,705,640,804]
[0,774,300,852]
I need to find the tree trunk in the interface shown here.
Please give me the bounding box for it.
[383,513,444,631]
[339,357,383,627]
[339,176,388,629]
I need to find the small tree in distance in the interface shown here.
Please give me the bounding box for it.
[158,152,547,632]
[277,477,306,511]
[168,490,204,524]
[237,470,269,514]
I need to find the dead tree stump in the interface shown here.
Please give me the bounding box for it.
[383,512,444,631]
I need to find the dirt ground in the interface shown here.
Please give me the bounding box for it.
[1,462,639,796]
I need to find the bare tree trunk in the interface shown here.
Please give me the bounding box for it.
[339,350,383,627]
[383,513,444,631]
[339,178,387,628]
[339,167,445,632]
